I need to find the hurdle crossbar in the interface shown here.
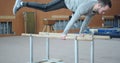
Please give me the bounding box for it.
[39,32,110,39]
[22,32,110,41]
[22,33,93,41]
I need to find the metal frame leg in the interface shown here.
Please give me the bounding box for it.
[91,34,94,63]
[91,40,94,63]
[46,37,50,60]
[74,37,79,63]
[30,34,33,63]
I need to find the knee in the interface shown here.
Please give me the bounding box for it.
[42,4,52,12]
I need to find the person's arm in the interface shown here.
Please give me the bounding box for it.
[79,15,94,33]
[61,1,96,39]
[62,4,89,35]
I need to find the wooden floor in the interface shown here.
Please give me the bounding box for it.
[0,36,120,63]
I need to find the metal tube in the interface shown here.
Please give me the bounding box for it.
[91,40,94,63]
[74,37,79,63]
[46,37,50,60]
[91,34,94,63]
[30,34,33,63]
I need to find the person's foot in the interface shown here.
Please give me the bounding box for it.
[13,0,23,15]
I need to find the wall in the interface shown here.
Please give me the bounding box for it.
[0,0,120,35]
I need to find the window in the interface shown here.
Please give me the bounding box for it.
[0,21,13,34]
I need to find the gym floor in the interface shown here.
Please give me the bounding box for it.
[0,36,120,63]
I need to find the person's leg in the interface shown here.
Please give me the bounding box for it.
[25,0,67,12]
[13,0,23,15]
[13,0,67,15]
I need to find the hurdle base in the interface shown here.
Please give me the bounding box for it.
[37,58,64,63]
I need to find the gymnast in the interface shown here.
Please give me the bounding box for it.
[13,0,112,39]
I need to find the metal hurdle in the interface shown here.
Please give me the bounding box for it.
[22,32,110,63]
[29,34,33,63]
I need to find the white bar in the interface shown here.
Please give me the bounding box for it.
[46,37,50,60]
[74,37,79,63]
[22,32,110,40]
[90,40,94,63]
[30,34,33,63]
[90,33,94,63]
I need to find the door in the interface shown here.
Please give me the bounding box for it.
[23,12,36,33]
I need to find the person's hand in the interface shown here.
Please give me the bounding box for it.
[79,33,85,37]
[61,34,67,40]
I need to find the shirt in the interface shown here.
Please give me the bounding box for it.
[63,0,98,34]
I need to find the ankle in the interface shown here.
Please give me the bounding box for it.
[20,1,23,6]
[22,2,28,7]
